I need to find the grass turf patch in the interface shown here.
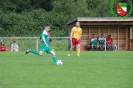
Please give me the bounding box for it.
[0,51,133,88]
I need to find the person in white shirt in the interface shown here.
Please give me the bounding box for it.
[11,41,19,52]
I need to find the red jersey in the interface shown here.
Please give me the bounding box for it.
[106,38,113,44]
[0,45,8,51]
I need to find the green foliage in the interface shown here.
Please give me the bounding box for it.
[31,0,53,11]
[0,0,133,37]
[0,0,31,13]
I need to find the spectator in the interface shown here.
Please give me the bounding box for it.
[98,34,105,50]
[106,35,113,50]
[11,41,19,52]
[0,41,8,52]
[90,34,98,50]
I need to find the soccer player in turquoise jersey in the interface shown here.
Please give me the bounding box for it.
[90,34,98,50]
[25,24,58,65]
[98,34,105,50]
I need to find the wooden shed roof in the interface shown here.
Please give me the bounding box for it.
[67,17,133,25]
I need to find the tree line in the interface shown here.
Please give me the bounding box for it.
[0,0,132,37]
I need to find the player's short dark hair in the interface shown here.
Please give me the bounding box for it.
[109,35,111,36]
[93,34,95,36]
[44,24,51,27]
[101,34,103,35]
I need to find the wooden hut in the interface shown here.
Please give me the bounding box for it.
[67,17,133,51]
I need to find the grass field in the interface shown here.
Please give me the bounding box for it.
[0,51,133,88]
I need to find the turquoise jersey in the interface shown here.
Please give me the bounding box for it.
[40,30,50,46]
[98,37,105,45]
[91,37,97,45]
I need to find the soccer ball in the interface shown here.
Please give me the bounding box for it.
[56,60,63,66]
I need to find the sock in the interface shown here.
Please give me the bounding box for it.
[52,55,58,64]
[69,48,73,54]
[29,49,39,55]
[77,48,80,55]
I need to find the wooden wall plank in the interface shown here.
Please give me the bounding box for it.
[90,27,99,38]
[130,40,132,49]
[100,27,108,37]
[98,26,100,37]
[118,26,127,50]
[126,27,128,49]
[89,27,90,42]
[108,26,109,35]
[118,26,119,50]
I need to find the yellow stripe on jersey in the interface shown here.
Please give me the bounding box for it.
[71,27,82,39]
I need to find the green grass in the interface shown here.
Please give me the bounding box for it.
[0,51,133,88]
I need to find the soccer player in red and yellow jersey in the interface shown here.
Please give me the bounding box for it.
[68,21,82,56]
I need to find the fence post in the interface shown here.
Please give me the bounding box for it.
[36,38,38,51]
[105,38,106,51]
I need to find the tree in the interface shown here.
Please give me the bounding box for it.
[31,0,53,11]
[0,0,31,13]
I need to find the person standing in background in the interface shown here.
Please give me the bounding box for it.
[68,21,82,56]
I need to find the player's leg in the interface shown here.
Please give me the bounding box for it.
[25,48,39,55]
[91,44,94,50]
[69,45,74,54]
[68,38,76,56]
[76,39,81,56]
[76,44,80,56]
[46,48,58,64]
[106,44,108,50]
[25,49,43,56]
[101,45,103,50]
[50,50,58,64]
[100,43,104,50]
[111,44,114,50]
[25,46,44,56]
[94,45,96,50]
[108,44,111,50]
[102,45,105,51]
[92,44,96,50]
[99,45,102,50]
[96,44,98,50]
